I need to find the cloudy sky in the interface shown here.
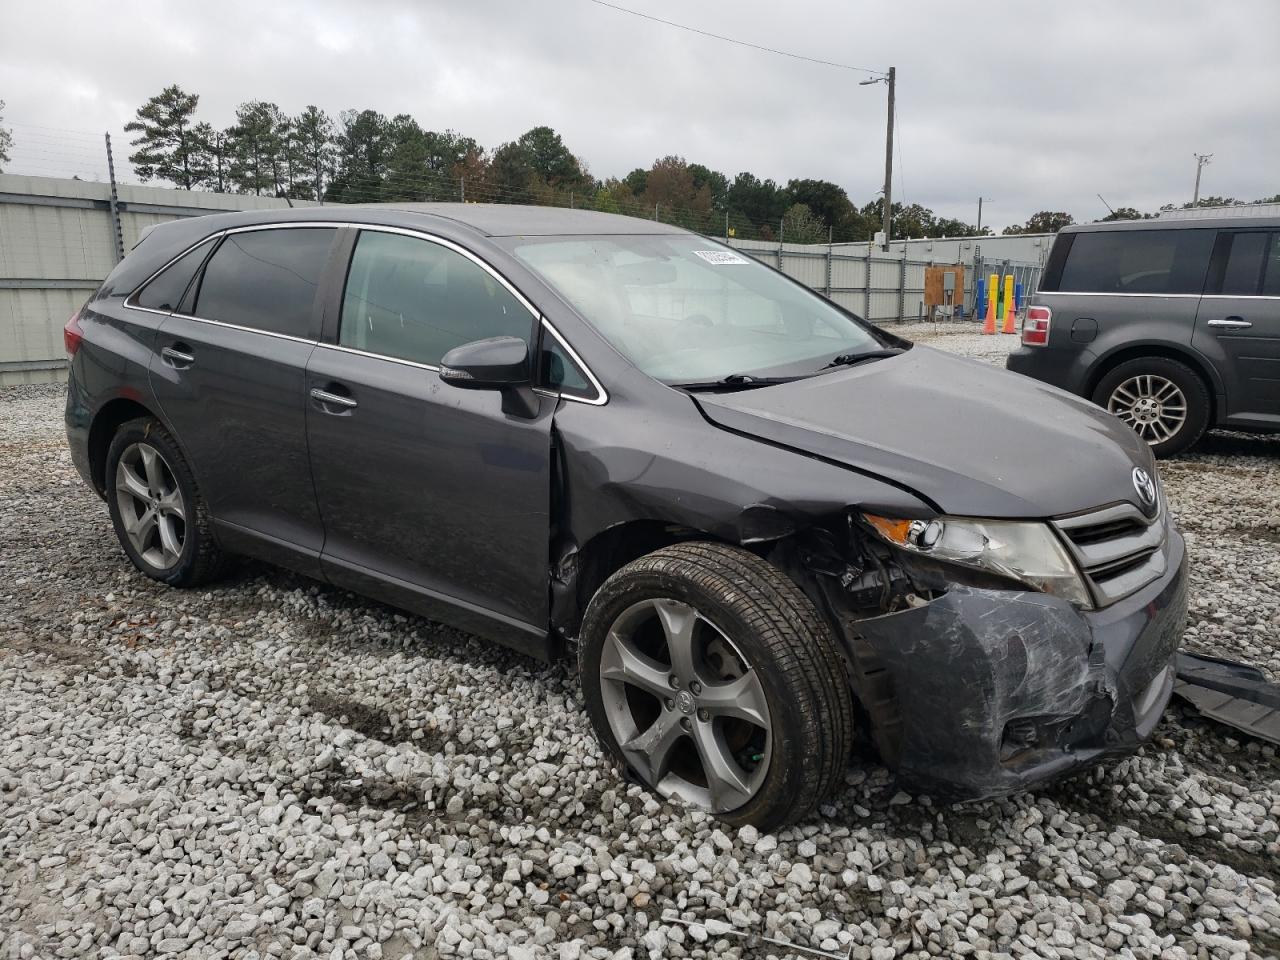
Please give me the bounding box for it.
[2,0,1277,229]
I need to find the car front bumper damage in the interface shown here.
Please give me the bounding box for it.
[834,529,1188,800]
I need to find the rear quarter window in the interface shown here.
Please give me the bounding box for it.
[133,239,214,311]
[1052,229,1214,295]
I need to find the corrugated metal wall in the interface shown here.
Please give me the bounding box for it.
[0,174,1043,386]
[0,174,312,386]
[725,237,1042,324]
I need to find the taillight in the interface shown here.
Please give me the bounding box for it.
[63,308,85,356]
[1022,306,1051,346]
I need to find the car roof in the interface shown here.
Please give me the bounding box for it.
[1060,214,1280,235]
[145,203,691,241]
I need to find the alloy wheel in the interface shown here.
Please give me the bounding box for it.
[114,442,187,571]
[598,598,771,813]
[1107,374,1187,445]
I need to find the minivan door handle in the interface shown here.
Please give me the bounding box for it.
[310,386,358,412]
[160,344,195,367]
[1206,317,1252,329]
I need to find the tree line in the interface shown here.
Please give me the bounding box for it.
[57,84,1280,243]
[116,84,991,243]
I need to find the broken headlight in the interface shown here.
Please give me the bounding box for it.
[861,514,1093,609]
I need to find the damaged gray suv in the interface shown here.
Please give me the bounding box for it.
[66,205,1188,829]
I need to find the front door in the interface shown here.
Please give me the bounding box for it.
[1194,229,1280,425]
[149,226,339,575]
[305,228,554,651]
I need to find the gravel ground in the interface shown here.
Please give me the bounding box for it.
[1,330,1278,960]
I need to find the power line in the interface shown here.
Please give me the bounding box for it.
[585,0,886,76]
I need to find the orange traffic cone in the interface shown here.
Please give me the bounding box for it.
[1001,301,1017,334]
[982,295,996,335]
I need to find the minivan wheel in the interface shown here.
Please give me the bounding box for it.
[579,542,853,830]
[1092,357,1210,458]
[105,417,226,586]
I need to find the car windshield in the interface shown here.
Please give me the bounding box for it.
[506,234,886,384]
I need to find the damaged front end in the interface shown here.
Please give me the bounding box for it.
[781,508,1188,801]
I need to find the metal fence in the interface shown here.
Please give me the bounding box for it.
[0,173,1040,385]
[728,238,1041,323]
[0,173,312,386]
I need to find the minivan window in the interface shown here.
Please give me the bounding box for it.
[507,235,882,383]
[195,228,337,337]
[1265,235,1280,296]
[135,239,213,312]
[1055,229,1213,295]
[1214,231,1275,296]
[340,231,534,366]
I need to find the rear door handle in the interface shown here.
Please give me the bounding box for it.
[310,387,358,410]
[1206,317,1252,329]
[161,345,195,367]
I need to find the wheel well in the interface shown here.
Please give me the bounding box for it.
[1087,345,1216,418]
[87,398,156,495]
[556,520,730,640]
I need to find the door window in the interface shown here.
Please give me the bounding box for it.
[1216,232,1268,296]
[1054,229,1213,294]
[194,228,337,338]
[1264,235,1280,296]
[135,238,214,311]
[339,231,534,366]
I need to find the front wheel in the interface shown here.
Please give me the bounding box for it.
[1092,357,1210,458]
[579,542,854,830]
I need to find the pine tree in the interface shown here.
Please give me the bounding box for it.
[228,101,285,196]
[0,100,12,170]
[124,85,203,188]
[293,106,334,201]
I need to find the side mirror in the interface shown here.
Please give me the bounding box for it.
[439,336,538,417]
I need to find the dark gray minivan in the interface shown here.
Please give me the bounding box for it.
[66,205,1187,829]
[1008,215,1280,456]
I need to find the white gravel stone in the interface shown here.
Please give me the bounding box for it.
[0,348,1277,959]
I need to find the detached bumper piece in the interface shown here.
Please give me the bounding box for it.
[1172,652,1280,746]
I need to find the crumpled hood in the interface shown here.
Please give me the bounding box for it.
[694,345,1153,519]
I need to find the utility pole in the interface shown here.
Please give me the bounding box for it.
[977,197,990,235]
[881,66,896,251]
[1192,153,1212,206]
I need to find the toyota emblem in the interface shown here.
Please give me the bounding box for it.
[1132,467,1158,513]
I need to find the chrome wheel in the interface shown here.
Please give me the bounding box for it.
[114,442,186,570]
[598,598,771,814]
[1107,374,1187,445]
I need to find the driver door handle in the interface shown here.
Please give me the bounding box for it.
[310,387,358,409]
[161,345,195,367]
[1206,317,1252,329]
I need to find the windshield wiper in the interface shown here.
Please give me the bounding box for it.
[674,373,806,392]
[822,347,906,370]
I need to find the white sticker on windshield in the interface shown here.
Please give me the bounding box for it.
[692,250,749,265]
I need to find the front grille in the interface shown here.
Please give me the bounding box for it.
[1054,501,1168,607]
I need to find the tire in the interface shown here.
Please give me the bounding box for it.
[579,542,854,830]
[1092,357,1211,458]
[105,417,226,587]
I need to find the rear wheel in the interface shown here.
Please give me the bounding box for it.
[105,417,226,586]
[1092,357,1210,458]
[579,542,853,830]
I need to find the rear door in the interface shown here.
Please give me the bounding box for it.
[149,225,340,575]
[305,227,554,651]
[1194,229,1280,425]
[1050,226,1213,346]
